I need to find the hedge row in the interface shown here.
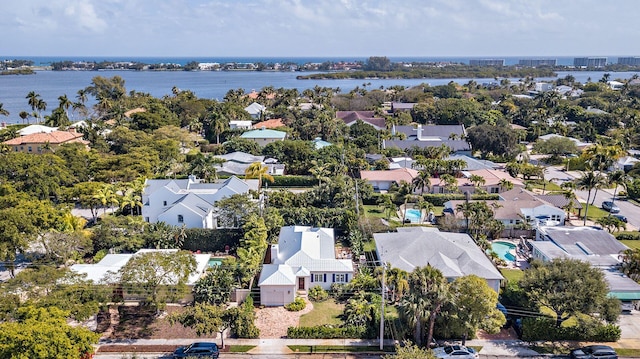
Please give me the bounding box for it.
[182,228,243,253]
[616,232,640,241]
[287,325,367,339]
[521,317,621,342]
[269,175,317,187]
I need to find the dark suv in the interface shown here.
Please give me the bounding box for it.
[172,342,220,358]
[570,345,617,359]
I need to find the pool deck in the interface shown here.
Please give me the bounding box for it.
[493,239,531,270]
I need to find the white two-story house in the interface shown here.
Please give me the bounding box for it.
[141,175,255,228]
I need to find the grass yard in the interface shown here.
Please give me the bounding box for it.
[580,202,610,220]
[500,268,524,283]
[527,180,562,193]
[620,240,640,249]
[299,299,345,327]
[363,204,390,219]
[229,345,256,353]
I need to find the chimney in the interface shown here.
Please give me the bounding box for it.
[416,124,423,141]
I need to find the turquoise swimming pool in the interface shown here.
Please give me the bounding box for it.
[405,209,422,223]
[208,258,223,267]
[491,241,516,262]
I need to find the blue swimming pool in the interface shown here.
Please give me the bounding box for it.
[405,209,422,223]
[208,258,223,267]
[490,241,516,262]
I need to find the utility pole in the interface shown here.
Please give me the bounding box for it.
[354,178,360,217]
[379,263,385,350]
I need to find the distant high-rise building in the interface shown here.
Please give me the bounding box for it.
[469,59,505,67]
[573,57,607,68]
[518,59,557,67]
[618,57,640,66]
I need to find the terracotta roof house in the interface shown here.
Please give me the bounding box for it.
[124,107,146,118]
[430,169,523,194]
[359,168,419,192]
[259,226,354,306]
[374,227,504,292]
[253,118,285,129]
[4,130,88,153]
[384,124,471,153]
[239,128,287,146]
[336,111,386,130]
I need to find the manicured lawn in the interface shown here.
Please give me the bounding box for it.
[580,202,610,220]
[299,299,345,327]
[500,268,524,283]
[363,204,389,219]
[620,240,640,249]
[229,345,256,353]
[527,180,562,193]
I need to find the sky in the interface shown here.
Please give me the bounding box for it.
[1,0,639,58]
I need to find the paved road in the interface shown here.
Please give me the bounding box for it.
[544,167,640,230]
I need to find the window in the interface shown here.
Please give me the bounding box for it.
[163,200,167,206]
[13,147,18,152]
[334,274,346,283]
[28,146,32,152]
[313,274,323,282]
[177,215,184,223]
[144,217,149,222]
[551,214,561,221]
[490,187,499,194]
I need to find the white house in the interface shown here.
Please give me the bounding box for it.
[244,102,266,119]
[229,120,253,130]
[258,226,354,306]
[141,175,255,228]
[213,151,285,176]
[374,227,504,292]
[239,128,287,146]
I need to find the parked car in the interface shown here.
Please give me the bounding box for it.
[173,342,220,358]
[613,214,628,223]
[570,345,618,359]
[432,345,478,359]
[602,201,621,213]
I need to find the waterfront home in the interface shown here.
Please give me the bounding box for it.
[258,226,354,306]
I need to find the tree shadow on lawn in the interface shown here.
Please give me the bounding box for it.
[111,306,158,339]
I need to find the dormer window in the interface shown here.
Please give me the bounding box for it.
[177,215,184,223]
[163,201,167,206]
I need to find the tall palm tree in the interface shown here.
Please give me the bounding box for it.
[0,103,9,117]
[607,170,627,210]
[499,178,514,192]
[58,94,72,119]
[400,266,452,347]
[411,170,431,194]
[18,111,29,124]
[440,174,458,193]
[576,171,605,226]
[119,188,142,216]
[244,162,274,190]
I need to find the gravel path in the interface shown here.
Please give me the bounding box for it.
[254,298,314,338]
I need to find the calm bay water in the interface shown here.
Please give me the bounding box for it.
[1,68,639,124]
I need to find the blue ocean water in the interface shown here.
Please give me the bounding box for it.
[1,55,639,124]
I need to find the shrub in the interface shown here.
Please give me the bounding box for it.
[93,249,108,263]
[521,317,621,342]
[285,297,306,312]
[308,286,328,302]
[182,228,243,252]
[286,325,367,339]
[269,175,317,187]
[616,232,640,241]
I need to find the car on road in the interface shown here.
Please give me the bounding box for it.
[613,214,628,223]
[570,345,618,359]
[432,345,478,359]
[172,342,220,358]
[601,201,621,213]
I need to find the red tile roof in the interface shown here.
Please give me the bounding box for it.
[253,118,285,129]
[360,168,419,183]
[3,130,85,145]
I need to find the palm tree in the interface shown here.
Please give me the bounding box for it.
[188,154,225,183]
[411,170,431,194]
[440,174,458,193]
[244,162,274,190]
[309,161,331,187]
[0,103,9,117]
[93,184,119,216]
[26,91,40,114]
[400,266,452,347]
[58,94,72,119]
[607,170,627,209]
[469,174,486,188]
[576,171,605,226]
[120,188,142,216]
[18,111,29,124]
[499,178,514,192]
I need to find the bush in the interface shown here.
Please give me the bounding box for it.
[285,297,306,312]
[308,286,328,302]
[616,232,640,241]
[286,325,367,339]
[521,317,621,342]
[420,193,500,206]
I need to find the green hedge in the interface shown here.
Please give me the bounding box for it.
[269,175,317,187]
[616,232,640,241]
[182,228,243,253]
[287,325,367,339]
[522,317,621,342]
[422,193,500,206]
[285,297,306,312]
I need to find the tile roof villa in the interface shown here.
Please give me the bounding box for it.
[4,130,88,153]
